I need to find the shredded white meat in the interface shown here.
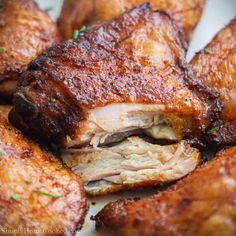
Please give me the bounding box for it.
[62,137,200,194]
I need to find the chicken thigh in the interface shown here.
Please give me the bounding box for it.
[0,0,60,100]
[0,107,87,235]
[58,0,205,41]
[11,4,220,148]
[191,18,236,146]
[10,4,220,194]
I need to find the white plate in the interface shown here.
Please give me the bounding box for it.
[35,1,236,235]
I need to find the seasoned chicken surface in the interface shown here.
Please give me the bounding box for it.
[0,0,60,100]
[95,146,236,236]
[58,0,205,41]
[10,4,220,149]
[63,137,200,195]
[0,110,87,235]
[191,18,236,146]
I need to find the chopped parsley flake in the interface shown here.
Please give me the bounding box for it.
[0,150,3,157]
[11,194,20,201]
[73,26,87,40]
[204,47,211,55]
[0,48,3,53]
[34,189,61,198]
[207,127,220,135]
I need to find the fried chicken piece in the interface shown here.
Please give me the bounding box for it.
[58,0,205,41]
[0,0,60,100]
[191,18,236,146]
[95,146,236,236]
[10,3,220,148]
[0,111,87,235]
[63,137,200,195]
[10,4,219,195]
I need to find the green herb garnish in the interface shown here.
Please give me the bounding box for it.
[204,47,211,55]
[0,150,4,157]
[11,194,20,201]
[25,180,33,185]
[73,26,87,40]
[0,48,4,53]
[44,7,53,12]
[207,127,220,135]
[34,190,61,198]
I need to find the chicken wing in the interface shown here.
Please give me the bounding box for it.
[191,18,236,146]
[95,146,236,236]
[0,0,60,100]
[0,108,87,235]
[10,4,220,194]
[58,0,205,41]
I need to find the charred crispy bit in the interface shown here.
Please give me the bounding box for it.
[191,18,236,146]
[95,147,236,236]
[0,0,60,100]
[63,137,200,195]
[0,112,87,235]
[11,4,219,194]
[58,0,205,41]
[11,4,220,148]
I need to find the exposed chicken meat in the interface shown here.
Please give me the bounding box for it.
[63,137,200,195]
[0,107,87,235]
[94,146,236,236]
[66,104,181,149]
[191,18,236,146]
[0,0,60,100]
[57,0,205,41]
[10,4,221,148]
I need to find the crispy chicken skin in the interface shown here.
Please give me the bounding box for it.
[0,0,60,100]
[191,18,236,146]
[0,110,87,235]
[63,137,200,196]
[95,147,236,236]
[10,4,220,148]
[57,0,205,41]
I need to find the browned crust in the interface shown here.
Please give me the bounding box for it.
[191,18,236,146]
[10,4,221,146]
[0,0,60,100]
[0,111,88,235]
[57,0,205,41]
[94,146,236,236]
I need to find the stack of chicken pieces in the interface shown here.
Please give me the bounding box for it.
[1,0,236,235]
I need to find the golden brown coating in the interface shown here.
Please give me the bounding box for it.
[191,18,236,146]
[95,146,236,236]
[0,0,60,100]
[0,113,87,235]
[10,4,221,147]
[58,0,205,41]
